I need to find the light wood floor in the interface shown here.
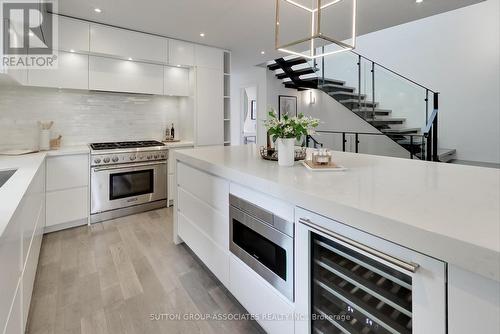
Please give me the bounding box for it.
[26,208,265,334]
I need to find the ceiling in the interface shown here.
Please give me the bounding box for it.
[58,0,484,70]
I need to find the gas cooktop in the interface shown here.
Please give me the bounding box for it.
[90,140,165,151]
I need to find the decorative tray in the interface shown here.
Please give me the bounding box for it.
[259,146,307,161]
[302,160,347,171]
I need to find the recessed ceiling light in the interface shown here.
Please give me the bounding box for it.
[260,51,265,55]
[70,49,75,53]
[416,0,423,3]
[128,57,133,61]
[94,8,102,13]
[177,64,181,67]
[199,33,205,37]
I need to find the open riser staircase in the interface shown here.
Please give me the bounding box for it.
[267,55,454,162]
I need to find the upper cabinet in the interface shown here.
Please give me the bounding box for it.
[28,51,88,90]
[168,40,194,66]
[164,66,189,96]
[194,45,223,70]
[89,56,163,95]
[58,16,89,53]
[90,24,166,63]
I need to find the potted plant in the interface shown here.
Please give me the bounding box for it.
[264,110,319,166]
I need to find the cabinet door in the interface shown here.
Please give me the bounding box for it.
[4,282,22,334]
[46,154,89,191]
[195,67,224,146]
[168,39,194,66]
[164,66,189,96]
[28,51,89,89]
[89,56,164,95]
[46,187,88,227]
[194,45,223,70]
[90,24,165,63]
[58,16,89,53]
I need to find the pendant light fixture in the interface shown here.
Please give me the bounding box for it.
[275,0,357,59]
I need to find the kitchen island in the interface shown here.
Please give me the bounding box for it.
[172,144,500,334]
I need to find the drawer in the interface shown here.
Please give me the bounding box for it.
[46,187,88,227]
[178,187,228,249]
[229,256,294,334]
[177,162,228,213]
[178,212,229,286]
[46,154,89,191]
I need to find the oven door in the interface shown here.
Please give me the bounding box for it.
[91,161,167,214]
[229,205,294,301]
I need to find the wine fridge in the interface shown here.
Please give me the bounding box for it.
[295,208,447,334]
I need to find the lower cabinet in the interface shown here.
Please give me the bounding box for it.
[229,256,295,334]
[45,154,89,232]
[1,161,46,334]
[175,162,229,286]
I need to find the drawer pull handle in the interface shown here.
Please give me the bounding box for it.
[299,218,419,274]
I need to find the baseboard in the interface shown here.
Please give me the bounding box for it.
[44,218,88,234]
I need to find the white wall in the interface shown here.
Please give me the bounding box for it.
[301,90,412,158]
[0,85,190,150]
[351,0,500,163]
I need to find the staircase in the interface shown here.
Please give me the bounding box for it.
[267,54,449,161]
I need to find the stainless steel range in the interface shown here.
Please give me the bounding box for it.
[89,140,168,223]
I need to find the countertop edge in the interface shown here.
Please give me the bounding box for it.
[173,150,500,282]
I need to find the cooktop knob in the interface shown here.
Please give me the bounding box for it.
[154,154,159,159]
[147,155,152,159]
[130,155,136,161]
[112,156,119,163]
[94,158,101,164]
[103,157,110,163]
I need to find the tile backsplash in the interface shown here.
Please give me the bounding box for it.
[0,85,188,150]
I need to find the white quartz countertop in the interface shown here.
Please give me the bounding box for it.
[0,145,89,236]
[162,141,194,149]
[0,152,47,236]
[174,145,500,281]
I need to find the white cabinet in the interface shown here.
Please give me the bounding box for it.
[195,67,224,146]
[229,256,295,334]
[89,56,164,95]
[164,66,189,96]
[168,39,194,66]
[175,162,230,285]
[4,282,22,334]
[46,154,89,191]
[45,154,89,232]
[28,51,88,89]
[194,45,223,70]
[90,24,165,63]
[0,162,45,334]
[58,16,89,53]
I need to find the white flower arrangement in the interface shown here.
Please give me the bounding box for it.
[264,108,320,142]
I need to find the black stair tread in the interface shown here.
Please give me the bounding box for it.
[329,91,366,98]
[381,128,420,134]
[303,77,345,86]
[352,108,392,114]
[366,117,406,124]
[276,67,318,79]
[319,84,356,93]
[267,57,308,70]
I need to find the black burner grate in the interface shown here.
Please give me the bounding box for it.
[90,140,165,150]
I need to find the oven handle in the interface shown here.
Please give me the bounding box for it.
[92,161,166,172]
[299,218,419,274]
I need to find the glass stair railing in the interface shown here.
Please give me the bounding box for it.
[268,49,440,161]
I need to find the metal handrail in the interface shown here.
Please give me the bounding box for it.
[348,50,437,93]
